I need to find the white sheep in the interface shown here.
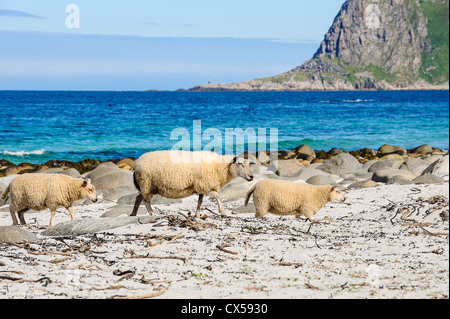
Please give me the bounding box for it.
[131,150,255,218]
[244,179,345,221]
[1,173,98,227]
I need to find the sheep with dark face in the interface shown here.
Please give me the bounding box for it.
[245,179,345,221]
[131,150,254,217]
[1,173,98,227]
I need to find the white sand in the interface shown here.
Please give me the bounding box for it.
[0,181,448,299]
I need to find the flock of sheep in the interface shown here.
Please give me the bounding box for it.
[1,150,346,227]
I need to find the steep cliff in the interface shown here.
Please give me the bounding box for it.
[190,0,449,91]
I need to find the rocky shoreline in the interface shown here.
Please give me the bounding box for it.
[0,143,448,299]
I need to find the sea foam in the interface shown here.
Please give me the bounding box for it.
[0,149,46,156]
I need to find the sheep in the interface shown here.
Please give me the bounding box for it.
[1,173,98,227]
[131,150,255,218]
[244,179,345,221]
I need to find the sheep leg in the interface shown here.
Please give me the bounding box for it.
[130,193,144,216]
[195,194,204,218]
[143,194,155,216]
[49,210,57,227]
[9,210,19,225]
[210,191,226,216]
[67,207,75,220]
[18,208,29,225]
[302,209,319,223]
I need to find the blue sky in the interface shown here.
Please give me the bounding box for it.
[0,1,345,90]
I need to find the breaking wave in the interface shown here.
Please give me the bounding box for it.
[0,149,46,157]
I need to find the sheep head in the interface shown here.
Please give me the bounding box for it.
[329,186,345,202]
[80,178,98,203]
[231,156,255,182]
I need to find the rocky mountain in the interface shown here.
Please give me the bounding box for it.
[190,0,449,91]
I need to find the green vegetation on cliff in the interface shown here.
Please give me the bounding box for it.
[419,0,449,84]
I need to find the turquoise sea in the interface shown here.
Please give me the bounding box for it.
[0,90,448,164]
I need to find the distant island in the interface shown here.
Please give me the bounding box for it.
[188,0,449,91]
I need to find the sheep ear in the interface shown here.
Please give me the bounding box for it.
[81,179,91,188]
[330,186,336,192]
[232,156,238,163]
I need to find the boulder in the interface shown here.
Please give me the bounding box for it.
[400,158,430,176]
[268,159,305,176]
[291,144,316,160]
[378,153,405,163]
[347,179,378,189]
[377,144,407,157]
[256,151,270,165]
[408,144,433,155]
[386,175,414,185]
[40,167,81,178]
[115,158,136,169]
[372,169,415,183]
[42,216,162,236]
[288,166,330,181]
[117,193,182,206]
[220,175,265,201]
[421,155,449,177]
[305,175,336,186]
[367,159,401,173]
[86,162,135,190]
[98,187,138,202]
[0,226,38,243]
[327,148,344,157]
[232,202,256,215]
[316,153,362,177]
[413,174,445,184]
[101,205,148,218]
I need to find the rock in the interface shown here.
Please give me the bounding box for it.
[101,205,148,218]
[362,160,379,172]
[115,158,136,169]
[240,151,260,164]
[347,179,378,189]
[327,148,344,157]
[367,159,401,173]
[268,159,305,176]
[85,162,119,180]
[42,216,162,236]
[40,167,81,178]
[377,144,407,157]
[220,175,265,201]
[305,175,336,186]
[288,166,330,181]
[291,145,316,160]
[372,169,415,183]
[256,151,270,165]
[251,164,276,176]
[386,175,414,185]
[86,162,135,190]
[421,155,449,177]
[99,187,138,202]
[400,158,430,176]
[378,154,405,163]
[413,174,445,184]
[232,202,256,215]
[0,226,38,243]
[117,193,182,206]
[408,144,433,155]
[316,153,362,177]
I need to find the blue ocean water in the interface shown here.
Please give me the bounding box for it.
[0,90,448,164]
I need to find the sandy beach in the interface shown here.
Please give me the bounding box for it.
[0,152,448,299]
